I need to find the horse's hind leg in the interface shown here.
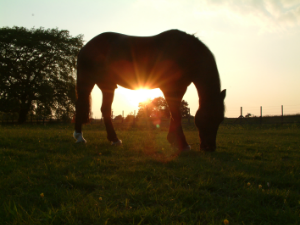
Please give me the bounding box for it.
[162,87,190,151]
[100,87,122,145]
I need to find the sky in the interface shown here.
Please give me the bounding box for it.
[1,0,300,118]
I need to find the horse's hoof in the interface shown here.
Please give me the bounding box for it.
[73,131,86,143]
[76,139,86,143]
[200,147,215,152]
[182,145,191,151]
[111,139,122,146]
[171,143,191,152]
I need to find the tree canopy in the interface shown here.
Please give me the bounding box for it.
[0,26,84,123]
[137,97,190,118]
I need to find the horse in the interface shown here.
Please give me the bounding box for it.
[73,29,226,152]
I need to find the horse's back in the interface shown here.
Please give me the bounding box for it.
[80,29,203,63]
[78,30,214,90]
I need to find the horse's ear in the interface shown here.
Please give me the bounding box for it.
[220,89,226,100]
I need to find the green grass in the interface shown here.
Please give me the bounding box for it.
[0,123,300,224]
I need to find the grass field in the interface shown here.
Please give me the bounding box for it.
[0,122,300,225]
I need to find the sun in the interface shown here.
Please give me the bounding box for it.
[115,85,164,107]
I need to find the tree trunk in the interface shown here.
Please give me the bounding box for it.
[18,102,31,124]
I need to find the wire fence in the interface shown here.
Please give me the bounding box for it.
[225,104,300,118]
[0,117,70,125]
[1,105,300,125]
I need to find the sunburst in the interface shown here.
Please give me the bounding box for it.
[115,86,164,107]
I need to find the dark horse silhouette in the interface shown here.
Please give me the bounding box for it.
[74,29,226,152]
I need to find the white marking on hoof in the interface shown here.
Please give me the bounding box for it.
[73,131,86,143]
[182,145,191,151]
[111,139,122,146]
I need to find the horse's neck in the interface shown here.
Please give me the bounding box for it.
[199,91,220,109]
[194,65,221,108]
[197,77,220,97]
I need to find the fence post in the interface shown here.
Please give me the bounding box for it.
[260,106,262,124]
[239,107,243,124]
[281,105,283,123]
[122,110,124,123]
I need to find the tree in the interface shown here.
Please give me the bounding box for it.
[180,100,190,118]
[125,112,135,122]
[245,113,254,118]
[114,115,123,121]
[137,97,189,118]
[137,99,154,118]
[0,26,83,123]
[151,97,170,118]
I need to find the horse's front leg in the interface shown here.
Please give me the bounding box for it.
[100,88,122,145]
[74,80,95,143]
[74,95,87,143]
[162,88,190,151]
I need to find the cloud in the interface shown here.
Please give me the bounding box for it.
[277,3,300,26]
[131,0,300,34]
[194,0,300,32]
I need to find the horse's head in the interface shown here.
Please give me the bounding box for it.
[195,89,226,151]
